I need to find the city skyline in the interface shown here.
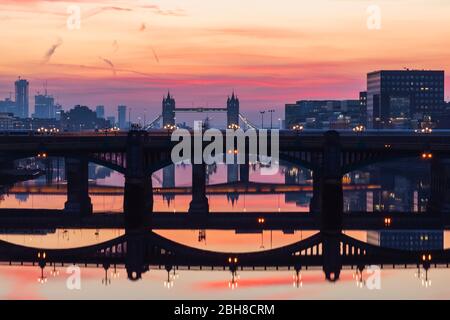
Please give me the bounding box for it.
[1,0,450,121]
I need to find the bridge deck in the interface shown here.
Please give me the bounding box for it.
[0,210,447,230]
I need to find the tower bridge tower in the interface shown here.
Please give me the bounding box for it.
[162,92,175,127]
[227,92,239,128]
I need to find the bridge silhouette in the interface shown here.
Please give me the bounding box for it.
[1,129,450,226]
[144,91,258,130]
[0,230,447,282]
[1,129,450,281]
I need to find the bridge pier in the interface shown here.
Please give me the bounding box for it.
[189,163,209,214]
[320,131,343,232]
[45,158,53,185]
[227,153,239,183]
[124,131,153,229]
[125,231,148,281]
[227,163,239,183]
[310,169,322,213]
[163,165,175,188]
[64,157,92,215]
[239,152,250,183]
[428,156,450,213]
[322,233,342,281]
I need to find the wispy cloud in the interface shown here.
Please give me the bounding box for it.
[112,40,119,53]
[140,5,186,17]
[42,38,63,64]
[206,27,306,39]
[98,56,116,75]
[151,47,160,64]
[84,6,132,20]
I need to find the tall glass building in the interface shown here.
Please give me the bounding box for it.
[367,70,445,128]
[15,78,29,118]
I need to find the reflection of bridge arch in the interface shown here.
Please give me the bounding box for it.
[2,152,127,175]
[1,231,449,282]
[341,151,428,174]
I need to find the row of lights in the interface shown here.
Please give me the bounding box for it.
[353,125,366,133]
[37,127,60,134]
[292,124,304,132]
[228,124,240,130]
[415,127,433,134]
[163,124,177,131]
[421,152,433,160]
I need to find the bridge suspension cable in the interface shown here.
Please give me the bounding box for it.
[144,114,162,130]
[239,113,258,130]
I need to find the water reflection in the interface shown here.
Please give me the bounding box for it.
[1,266,449,300]
[0,158,449,299]
[0,159,434,213]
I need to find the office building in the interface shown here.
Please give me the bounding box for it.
[107,116,116,127]
[367,70,445,128]
[285,98,364,129]
[118,105,127,129]
[367,231,443,251]
[96,105,105,119]
[0,113,16,130]
[15,78,29,118]
[34,93,55,119]
[54,104,63,120]
[0,98,16,115]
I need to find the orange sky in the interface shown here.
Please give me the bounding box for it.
[0,0,450,121]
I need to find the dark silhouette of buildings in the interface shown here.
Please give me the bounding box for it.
[61,105,110,131]
[285,98,364,130]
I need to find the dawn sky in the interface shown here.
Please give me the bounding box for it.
[1,0,450,121]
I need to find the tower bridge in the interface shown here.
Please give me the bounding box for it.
[146,92,247,130]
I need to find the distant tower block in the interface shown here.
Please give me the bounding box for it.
[162,91,175,127]
[227,92,239,128]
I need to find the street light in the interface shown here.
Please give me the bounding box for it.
[421,152,433,160]
[268,109,275,129]
[260,111,265,129]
